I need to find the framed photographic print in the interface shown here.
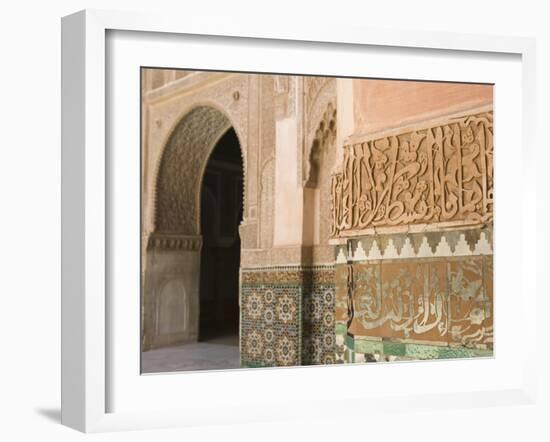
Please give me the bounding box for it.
[140,68,494,373]
[61,9,538,433]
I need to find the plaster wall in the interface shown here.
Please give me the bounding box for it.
[353,79,493,135]
[273,117,303,246]
[335,78,355,169]
[142,244,201,350]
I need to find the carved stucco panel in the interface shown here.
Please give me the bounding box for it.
[155,106,231,234]
[330,109,493,237]
[143,73,250,235]
[304,102,337,189]
[246,75,260,221]
[259,158,275,249]
[303,77,337,187]
[273,75,297,119]
[318,138,337,247]
[304,76,332,116]
[258,75,278,250]
[261,75,277,160]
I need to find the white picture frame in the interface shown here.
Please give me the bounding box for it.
[61,9,538,433]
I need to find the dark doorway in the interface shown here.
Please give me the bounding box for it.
[199,127,243,343]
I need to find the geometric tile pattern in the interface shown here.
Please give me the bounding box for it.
[241,266,336,367]
[301,268,336,365]
[241,281,301,367]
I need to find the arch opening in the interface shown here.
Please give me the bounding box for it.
[143,105,244,371]
[199,127,244,344]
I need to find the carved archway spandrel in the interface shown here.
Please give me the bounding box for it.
[153,106,244,236]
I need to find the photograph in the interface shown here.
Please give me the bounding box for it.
[140,69,494,373]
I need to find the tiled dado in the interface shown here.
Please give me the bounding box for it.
[343,337,493,363]
[335,235,493,363]
[240,266,335,367]
[301,269,336,365]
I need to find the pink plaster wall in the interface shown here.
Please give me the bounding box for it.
[353,79,493,135]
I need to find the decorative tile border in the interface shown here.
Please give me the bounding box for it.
[241,265,335,284]
[335,227,492,263]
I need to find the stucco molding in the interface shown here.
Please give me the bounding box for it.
[147,232,203,251]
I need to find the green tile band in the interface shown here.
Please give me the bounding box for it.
[383,342,406,356]
[354,339,383,354]
[347,336,493,361]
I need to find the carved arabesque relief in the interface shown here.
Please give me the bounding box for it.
[273,75,296,119]
[155,106,234,235]
[330,110,493,237]
[304,76,331,114]
[259,158,275,249]
[305,102,337,188]
[302,77,336,187]
[258,76,277,250]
